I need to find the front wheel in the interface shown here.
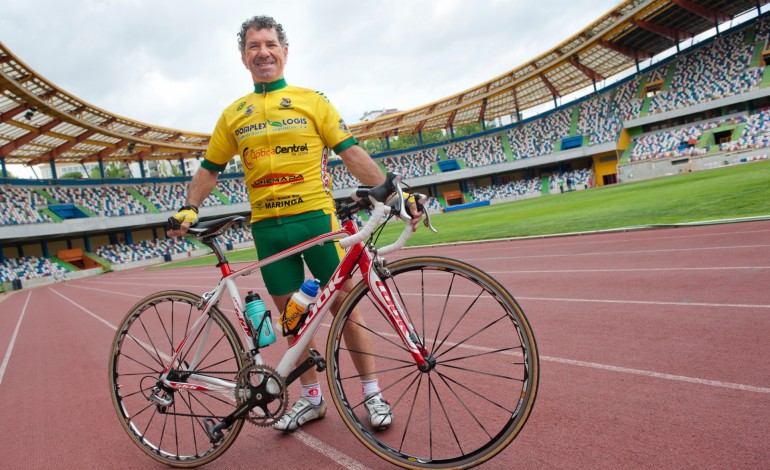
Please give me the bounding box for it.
[108,291,245,467]
[326,256,539,469]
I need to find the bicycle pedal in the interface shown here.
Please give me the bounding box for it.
[203,418,224,444]
[308,349,326,372]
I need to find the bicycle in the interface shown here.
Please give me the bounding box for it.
[108,173,539,469]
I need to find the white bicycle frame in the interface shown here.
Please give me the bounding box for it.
[158,200,428,396]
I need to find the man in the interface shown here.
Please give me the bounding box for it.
[167,15,420,432]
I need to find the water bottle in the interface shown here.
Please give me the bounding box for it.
[279,279,320,335]
[245,291,276,347]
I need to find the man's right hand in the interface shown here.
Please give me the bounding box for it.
[166,204,199,237]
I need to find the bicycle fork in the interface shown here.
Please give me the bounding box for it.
[367,255,435,372]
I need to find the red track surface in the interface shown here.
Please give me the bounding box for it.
[1,220,769,469]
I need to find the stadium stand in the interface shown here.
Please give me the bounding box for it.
[507,109,571,159]
[380,149,438,178]
[0,256,67,283]
[648,29,763,116]
[42,185,147,217]
[94,237,198,264]
[629,115,746,162]
[445,137,506,168]
[0,186,53,225]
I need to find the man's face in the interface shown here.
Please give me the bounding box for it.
[241,27,288,83]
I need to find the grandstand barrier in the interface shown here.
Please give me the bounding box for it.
[617,147,769,181]
[49,204,89,220]
[437,160,461,172]
[561,135,583,150]
[19,266,103,289]
[443,201,490,213]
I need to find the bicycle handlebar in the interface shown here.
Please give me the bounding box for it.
[339,172,436,252]
[339,202,386,249]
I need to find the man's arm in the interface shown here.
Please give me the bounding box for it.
[166,166,220,237]
[338,145,385,186]
[338,144,423,231]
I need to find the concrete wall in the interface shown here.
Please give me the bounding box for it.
[617,148,769,183]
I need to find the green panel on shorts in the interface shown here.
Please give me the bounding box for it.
[251,210,343,296]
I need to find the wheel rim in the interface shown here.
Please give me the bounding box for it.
[109,292,244,466]
[328,257,539,468]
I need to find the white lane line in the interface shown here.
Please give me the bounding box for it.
[292,431,372,470]
[467,244,770,261]
[542,355,770,394]
[516,296,770,309]
[0,291,32,386]
[488,266,770,274]
[48,287,369,470]
[50,288,119,330]
[370,330,770,395]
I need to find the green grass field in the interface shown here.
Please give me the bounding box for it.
[153,160,770,270]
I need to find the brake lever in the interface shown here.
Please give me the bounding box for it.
[414,196,437,233]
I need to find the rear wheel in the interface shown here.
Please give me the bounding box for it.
[109,291,245,467]
[327,256,539,469]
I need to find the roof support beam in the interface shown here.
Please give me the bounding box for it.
[28,130,96,166]
[479,98,488,123]
[446,109,458,128]
[568,57,605,82]
[0,119,60,156]
[670,0,730,24]
[599,40,652,61]
[540,74,560,98]
[631,19,692,43]
[0,103,30,121]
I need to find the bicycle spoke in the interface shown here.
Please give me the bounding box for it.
[435,370,516,413]
[436,314,510,360]
[434,371,494,439]
[429,375,464,457]
[432,288,485,357]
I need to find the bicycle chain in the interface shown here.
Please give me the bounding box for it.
[152,359,253,421]
[153,361,289,427]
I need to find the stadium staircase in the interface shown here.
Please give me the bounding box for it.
[211,187,231,205]
[570,106,580,136]
[500,134,515,162]
[126,187,160,213]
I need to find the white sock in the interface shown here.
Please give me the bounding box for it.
[302,382,322,406]
[361,379,380,398]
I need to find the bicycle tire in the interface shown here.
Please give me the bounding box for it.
[109,290,245,467]
[326,256,539,469]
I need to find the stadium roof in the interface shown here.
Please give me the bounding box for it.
[1,0,768,169]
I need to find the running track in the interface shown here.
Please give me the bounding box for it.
[1,220,769,469]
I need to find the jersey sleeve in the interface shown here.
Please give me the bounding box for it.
[202,111,236,172]
[313,92,358,154]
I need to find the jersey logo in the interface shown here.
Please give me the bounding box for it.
[280,98,292,107]
[236,101,247,111]
[244,104,254,116]
[251,173,305,188]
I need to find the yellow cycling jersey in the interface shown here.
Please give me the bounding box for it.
[203,79,357,223]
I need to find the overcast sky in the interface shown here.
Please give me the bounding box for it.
[1,0,624,175]
[1,0,628,129]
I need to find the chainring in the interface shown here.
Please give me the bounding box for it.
[235,363,289,427]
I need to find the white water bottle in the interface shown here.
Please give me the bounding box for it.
[278,279,320,335]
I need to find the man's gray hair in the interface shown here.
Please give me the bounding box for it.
[237,15,288,53]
